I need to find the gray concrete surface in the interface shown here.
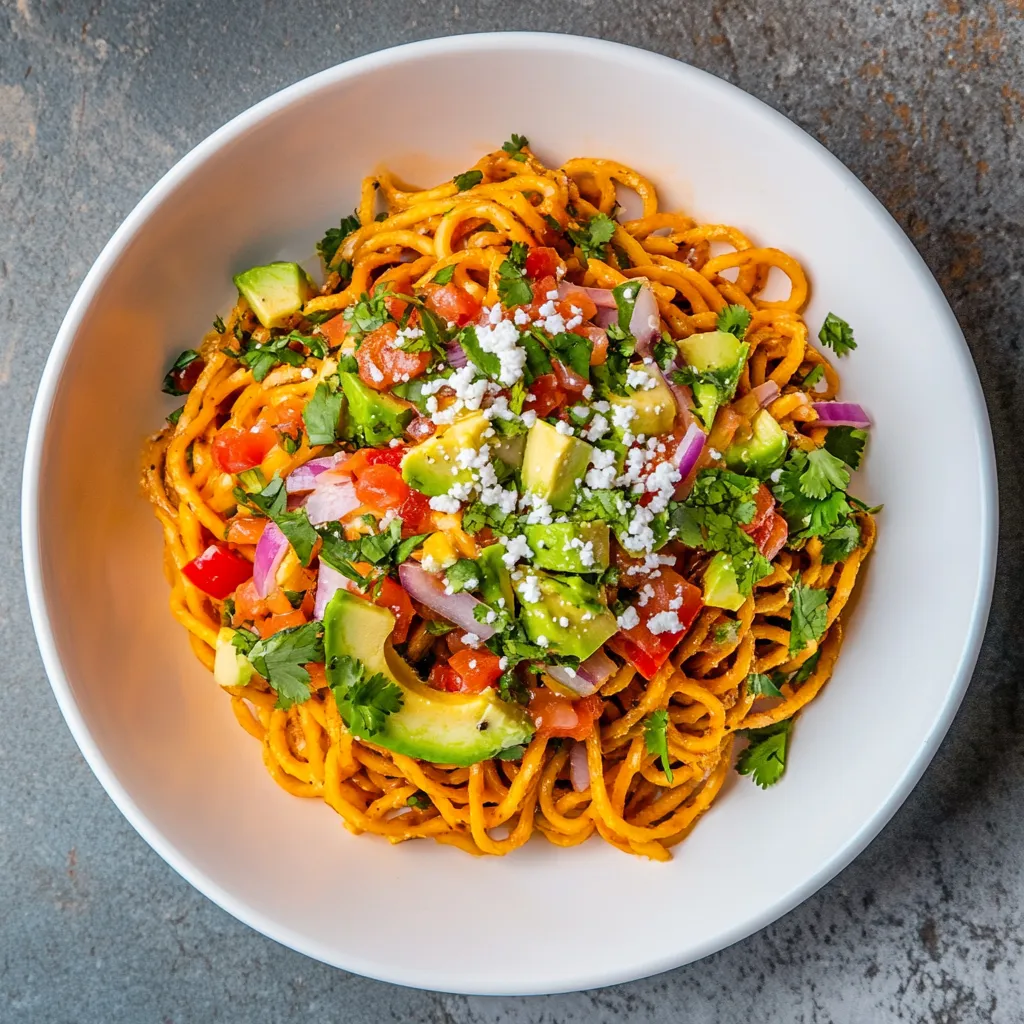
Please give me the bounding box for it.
[2,1,1022,1021]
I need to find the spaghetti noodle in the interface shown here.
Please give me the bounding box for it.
[143,139,876,860]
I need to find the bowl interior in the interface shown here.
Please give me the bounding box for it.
[24,34,995,995]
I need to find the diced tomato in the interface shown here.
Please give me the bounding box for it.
[749,505,789,560]
[524,246,561,281]
[225,516,266,545]
[424,283,481,327]
[551,358,588,394]
[261,398,304,441]
[258,608,307,638]
[609,567,703,681]
[398,487,433,534]
[353,463,411,511]
[356,321,432,391]
[336,444,407,478]
[429,661,462,692]
[527,373,568,418]
[383,294,409,321]
[373,577,415,645]
[529,689,604,740]
[740,484,775,536]
[233,578,269,624]
[315,313,348,348]
[558,289,598,323]
[211,422,276,474]
[167,356,204,394]
[181,543,253,600]
[449,650,504,693]
[529,275,559,313]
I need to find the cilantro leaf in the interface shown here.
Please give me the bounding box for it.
[495,744,526,760]
[789,574,829,656]
[407,791,431,809]
[453,169,483,191]
[327,653,403,737]
[746,672,784,699]
[818,312,857,356]
[395,532,431,565]
[716,304,752,339]
[162,349,202,396]
[792,650,820,685]
[425,620,456,636]
[302,381,344,446]
[497,670,531,705]
[736,719,792,788]
[509,380,527,415]
[247,622,325,709]
[497,257,533,308]
[501,133,529,161]
[235,476,317,566]
[432,265,456,285]
[343,286,392,345]
[237,335,305,382]
[212,315,226,334]
[823,426,868,471]
[801,364,825,390]
[800,448,850,499]
[520,331,554,383]
[457,324,503,379]
[820,519,862,564]
[507,241,528,268]
[317,211,361,267]
[653,335,677,372]
[166,405,184,427]
[545,331,592,380]
[444,559,480,594]
[567,213,617,263]
[462,501,521,537]
[643,709,674,782]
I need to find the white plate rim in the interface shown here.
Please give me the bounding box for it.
[21,31,998,995]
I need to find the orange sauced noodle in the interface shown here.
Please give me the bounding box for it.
[142,139,876,860]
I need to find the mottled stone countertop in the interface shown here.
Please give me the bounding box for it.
[2,2,1022,1021]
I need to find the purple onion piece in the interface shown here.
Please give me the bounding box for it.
[253,521,289,598]
[398,563,497,640]
[812,401,871,428]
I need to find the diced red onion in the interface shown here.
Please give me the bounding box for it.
[751,380,780,409]
[313,560,349,620]
[253,520,289,598]
[285,454,344,494]
[570,741,591,793]
[812,402,872,428]
[446,339,468,369]
[398,563,497,640]
[593,307,618,330]
[556,282,618,308]
[675,421,706,479]
[629,284,661,358]
[546,649,617,697]
[305,478,361,525]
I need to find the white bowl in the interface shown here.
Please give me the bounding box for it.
[23,33,996,995]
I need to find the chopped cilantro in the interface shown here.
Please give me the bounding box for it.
[237,335,305,383]
[520,331,554,383]
[462,501,520,537]
[246,621,325,709]
[457,324,503,379]
[317,211,361,268]
[497,669,531,705]
[545,331,592,380]
[495,743,526,760]
[407,791,431,809]
[716,304,752,339]
[788,574,829,656]
[166,405,184,427]
[445,559,480,594]
[432,264,456,285]
[771,447,853,540]
[501,133,529,161]
[302,380,344,446]
[327,653,403,737]
[820,519,862,564]
[567,213,617,263]
[801,364,825,390]
[736,719,792,788]
[161,349,202,396]
[653,335,677,371]
[800,448,850,499]
[643,709,674,782]
[343,285,392,346]
[745,672,784,699]
[234,475,318,566]
[425,620,456,636]
[791,650,820,685]
[497,256,533,308]
[818,312,857,356]
[823,426,868,471]
[212,315,226,334]
[453,169,483,191]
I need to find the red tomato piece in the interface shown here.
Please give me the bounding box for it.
[353,463,411,511]
[211,423,276,474]
[750,507,789,560]
[429,662,461,692]
[356,321,432,391]
[374,577,415,645]
[425,283,481,327]
[558,289,598,322]
[167,356,204,394]
[610,567,703,681]
[578,325,608,365]
[551,359,588,394]
[315,313,349,348]
[398,487,433,534]
[336,444,407,478]
[181,543,253,599]
[527,373,568,418]
[258,608,307,638]
[524,246,561,280]
[232,578,269,624]
[448,650,504,693]
[225,516,266,546]
[529,689,604,740]
[739,484,775,536]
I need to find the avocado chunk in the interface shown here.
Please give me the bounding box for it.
[339,371,413,446]
[703,552,745,611]
[323,589,533,765]
[477,544,516,612]
[400,412,492,498]
[607,365,677,437]
[517,571,617,661]
[725,409,789,475]
[233,262,314,329]
[521,420,593,511]
[524,521,610,574]
[677,329,750,430]
[213,628,254,688]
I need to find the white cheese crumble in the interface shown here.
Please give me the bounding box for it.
[300,367,314,380]
[558,616,570,628]
[617,606,640,630]
[461,632,482,647]
[554,419,573,436]
[513,307,531,326]
[585,447,618,489]
[517,574,542,604]
[501,534,534,568]
[428,494,462,514]
[647,611,683,635]
[584,413,610,442]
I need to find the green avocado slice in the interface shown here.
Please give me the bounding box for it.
[323,590,533,765]
[233,261,314,328]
